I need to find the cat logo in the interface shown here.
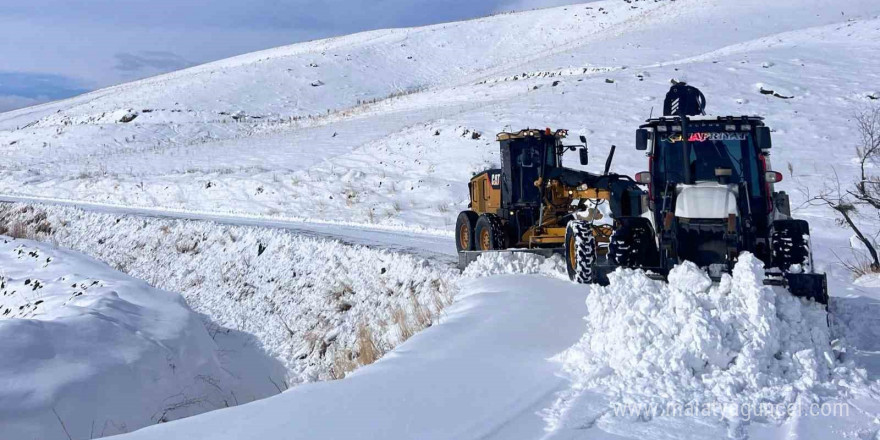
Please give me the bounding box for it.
[490,173,501,187]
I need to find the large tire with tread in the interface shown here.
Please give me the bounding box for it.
[771,219,813,273]
[565,220,598,284]
[609,217,657,268]
[475,214,506,251]
[455,211,479,252]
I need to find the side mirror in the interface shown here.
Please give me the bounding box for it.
[756,126,772,150]
[579,147,589,166]
[765,171,782,183]
[636,129,650,151]
[635,171,652,184]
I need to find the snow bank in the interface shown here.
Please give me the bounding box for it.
[554,254,866,420]
[0,238,240,439]
[0,203,458,384]
[854,273,880,288]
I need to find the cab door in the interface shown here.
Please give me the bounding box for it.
[476,178,488,213]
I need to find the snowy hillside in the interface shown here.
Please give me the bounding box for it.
[0,0,878,238]
[3,0,880,439]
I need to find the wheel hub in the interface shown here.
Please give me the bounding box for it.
[459,223,470,249]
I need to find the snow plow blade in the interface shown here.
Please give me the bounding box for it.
[458,249,562,271]
[764,272,829,305]
[781,272,829,305]
[458,249,617,284]
[460,251,828,306]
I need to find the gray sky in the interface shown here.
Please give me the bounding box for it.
[0,0,579,112]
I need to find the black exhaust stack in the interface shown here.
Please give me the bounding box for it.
[603,145,616,176]
[663,82,706,117]
[663,82,706,186]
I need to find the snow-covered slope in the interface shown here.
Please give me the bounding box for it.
[0,202,457,383]
[0,237,284,439]
[0,0,878,237]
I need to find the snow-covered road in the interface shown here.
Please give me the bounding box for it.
[0,194,456,262]
[112,275,590,440]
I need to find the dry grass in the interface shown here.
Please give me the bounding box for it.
[34,217,53,236]
[329,349,357,380]
[838,250,880,278]
[0,205,55,239]
[392,307,414,342]
[7,220,27,239]
[303,330,322,349]
[175,238,200,254]
[319,322,386,380]
[330,281,354,301]
[356,323,381,366]
[410,296,433,330]
[430,279,454,317]
[391,296,437,345]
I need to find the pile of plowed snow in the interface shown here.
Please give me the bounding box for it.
[462,251,566,279]
[554,253,866,419]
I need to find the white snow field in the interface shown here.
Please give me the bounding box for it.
[0,237,286,439]
[2,0,880,439]
[0,0,878,239]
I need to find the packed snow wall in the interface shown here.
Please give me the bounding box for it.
[547,254,877,434]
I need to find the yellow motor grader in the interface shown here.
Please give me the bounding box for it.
[456,128,645,282]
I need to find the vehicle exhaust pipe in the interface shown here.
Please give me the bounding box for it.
[604,145,616,175]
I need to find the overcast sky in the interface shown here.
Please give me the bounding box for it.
[0,0,579,112]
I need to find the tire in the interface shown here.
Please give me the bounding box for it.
[771,219,813,273]
[474,214,506,251]
[609,217,657,268]
[455,211,479,252]
[565,220,598,284]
